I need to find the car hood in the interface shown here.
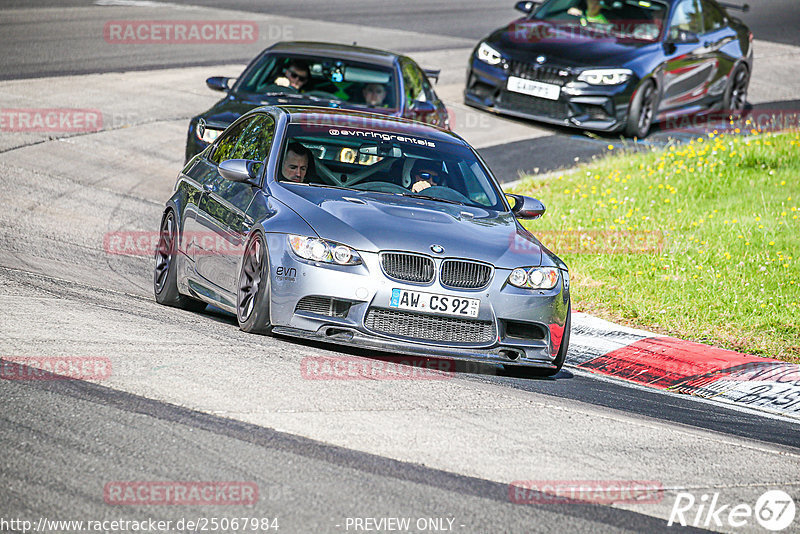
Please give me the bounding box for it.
[198,94,396,129]
[272,185,548,269]
[488,20,655,67]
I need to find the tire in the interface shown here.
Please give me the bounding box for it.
[236,232,272,334]
[504,303,571,379]
[723,63,749,113]
[153,210,207,312]
[624,79,658,138]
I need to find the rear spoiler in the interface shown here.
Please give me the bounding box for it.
[423,68,441,84]
[718,2,749,12]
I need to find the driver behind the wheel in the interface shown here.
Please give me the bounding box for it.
[410,160,446,193]
[280,142,312,183]
[272,60,310,92]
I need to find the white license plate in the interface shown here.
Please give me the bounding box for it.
[507,76,560,101]
[389,288,480,318]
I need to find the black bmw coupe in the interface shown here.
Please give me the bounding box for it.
[465,0,752,137]
[186,41,448,161]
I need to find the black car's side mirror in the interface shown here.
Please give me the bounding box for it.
[666,29,700,45]
[514,1,539,14]
[411,100,436,112]
[506,193,546,220]
[206,76,231,92]
[219,159,259,184]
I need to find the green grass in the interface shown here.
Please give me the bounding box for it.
[510,130,800,363]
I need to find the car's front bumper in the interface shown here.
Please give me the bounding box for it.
[264,233,570,370]
[464,57,637,132]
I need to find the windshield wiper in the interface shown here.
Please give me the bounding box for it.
[306,183,353,191]
[397,192,464,206]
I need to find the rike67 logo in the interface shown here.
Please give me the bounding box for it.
[668,490,796,531]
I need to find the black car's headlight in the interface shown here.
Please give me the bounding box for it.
[288,235,362,266]
[508,267,560,290]
[577,69,633,85]
[477,42,504,66]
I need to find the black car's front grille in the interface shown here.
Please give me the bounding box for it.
[508,60,571,87]
[499,91,569,119]
[365,308,496,344]
[440,260,492,289]
[381,252,435,284]
[295,296,352,318]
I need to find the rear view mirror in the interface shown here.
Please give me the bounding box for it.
[206,76,231,92]
[359,142,402,158]
[506,193,546,219]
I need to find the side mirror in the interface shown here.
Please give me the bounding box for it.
[514,1,538,14]
[666,29,700,44]
[219,159,259,184]
[506,193,546,219]
[206,76,231,92]
[411,100,436,112]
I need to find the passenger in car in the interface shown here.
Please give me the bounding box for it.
[362,83,388,107]
[280,142,312,183]
[568,0,609,24]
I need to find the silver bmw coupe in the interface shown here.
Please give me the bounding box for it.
[155,106,570,376]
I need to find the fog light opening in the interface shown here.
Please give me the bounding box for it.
[498,349,522,361]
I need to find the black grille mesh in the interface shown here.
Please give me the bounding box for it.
[365,308,496,343]
[440,260,492,289]
[295,296,352,318]
[381,253,435,283]
[508,60,570,86]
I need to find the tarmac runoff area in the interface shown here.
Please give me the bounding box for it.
[1,39,800,532]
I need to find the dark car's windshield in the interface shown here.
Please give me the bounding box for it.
[235,53,399,111]
[275,123,506,211]
[529,0,668,42]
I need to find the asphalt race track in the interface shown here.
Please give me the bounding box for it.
[1,1,799,533]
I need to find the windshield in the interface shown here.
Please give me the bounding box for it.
[275,123,506,211]
[235,53,398,110]
[529,0,668,42]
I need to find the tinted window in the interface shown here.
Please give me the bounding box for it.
[701,0,726,32]
[401,58,435,106]
[209,118,252,165]
[278,124,505,211]
[669,0,703,37]
[235,53,398,110]
[230,114,275,174]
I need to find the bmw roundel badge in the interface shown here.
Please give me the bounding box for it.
[430,244,444,254]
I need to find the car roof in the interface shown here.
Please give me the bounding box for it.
[271,106,466,145]
[265,41,400,68]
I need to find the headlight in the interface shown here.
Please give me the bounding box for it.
[507,267,560,290]
[288,235,362,266]
[196,123,222,144]
[477,42,504,66]
[577,69,633,85]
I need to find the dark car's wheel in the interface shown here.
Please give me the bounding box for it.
[723,63,749,113]
[237,232,272,334]
[625,79,658,138]
[154,210,207,311]
[504,303,571,378]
